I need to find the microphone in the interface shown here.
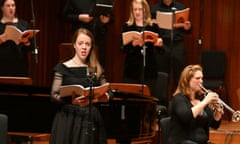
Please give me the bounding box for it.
[171,7,177,11]
[31,0,38,64]
[87,67,97,82]
[86,67,91,78]
[171,0,177,12]
[33,42,38,63]
[91,67,97,82]
[92,67,97,82]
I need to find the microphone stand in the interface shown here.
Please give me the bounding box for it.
[198,0,203,53]
[140,0,146,97]
[86,67,97,144]
[168,0,176,92]
[30,0,38,84]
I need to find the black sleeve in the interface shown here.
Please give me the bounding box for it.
[62,0,79,23]
[150,4,159,18]
[205,106,221,129]
[170,94,195,125]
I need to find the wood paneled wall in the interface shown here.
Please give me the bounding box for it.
[15,0,240,110]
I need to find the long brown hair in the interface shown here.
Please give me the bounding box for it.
[173,64,204,98]
[71,28,103,79]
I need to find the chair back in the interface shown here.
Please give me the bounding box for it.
[58,43,74,62]
[0,114,8,144]
[154,72,169,106]
[201,50,226,79]
[160,116,171,144]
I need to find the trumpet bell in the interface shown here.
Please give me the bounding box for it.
[232,110,240,122]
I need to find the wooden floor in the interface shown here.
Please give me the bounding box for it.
[7,133,155,144]
[209,120,240,144]
[8,120,240,144]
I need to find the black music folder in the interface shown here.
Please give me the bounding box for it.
[91,3,113,17]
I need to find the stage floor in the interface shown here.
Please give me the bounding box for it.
[209,120,240,144]
[7,121,240,144]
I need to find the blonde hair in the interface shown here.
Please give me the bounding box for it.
[173,64,204,98]
[126,0,153,26]
[72,28,103,79]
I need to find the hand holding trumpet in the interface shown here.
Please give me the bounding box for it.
[200,84,240,122]
[199,86,224,121]
[204,92,224,114]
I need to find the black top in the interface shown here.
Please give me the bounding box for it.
[54,63,104,87]
[120,23,161,82]
[50,63,107,144]
[151,1,189,42]
[0,19,32,76]
[62,0,113,36]
[168,94,221,144]
[54,63,92,87]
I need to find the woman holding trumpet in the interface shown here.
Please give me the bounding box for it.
[168,64,223,144]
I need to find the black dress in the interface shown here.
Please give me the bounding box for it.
[0,20,32,76]
[49,63,107,144]
[151,2,190,85]
[120,23,162,95]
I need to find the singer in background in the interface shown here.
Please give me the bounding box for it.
[0,0,33,76]
[120,0,163,97]
[50,28,111,144]
[62,0,113,67]
[151,0,191,88]
[168,64,223,144]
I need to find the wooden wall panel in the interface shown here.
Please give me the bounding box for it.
[229,0,240,110]
[13,0,240,110]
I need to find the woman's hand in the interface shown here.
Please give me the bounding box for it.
[203,92,223,120]
[183,21,191,30]
[132,36,143,47]
[79,14,94,23]
[72,94,89,107]
[209,98,224,120]
[173,21,191,30]
[203,92,219,105]
[154,38,163,47]
[19,37,31,46]
[24,41,31,46]
[93,92,111,103]
[0,33,7,44]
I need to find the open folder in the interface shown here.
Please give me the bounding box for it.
[156,8,190,30]
[59,82,110,97]
[4,25,39,45]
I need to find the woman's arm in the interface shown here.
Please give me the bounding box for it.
[171,95,195,124]
[50,72,63,103]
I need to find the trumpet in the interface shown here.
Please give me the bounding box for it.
[199,84,240,122]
